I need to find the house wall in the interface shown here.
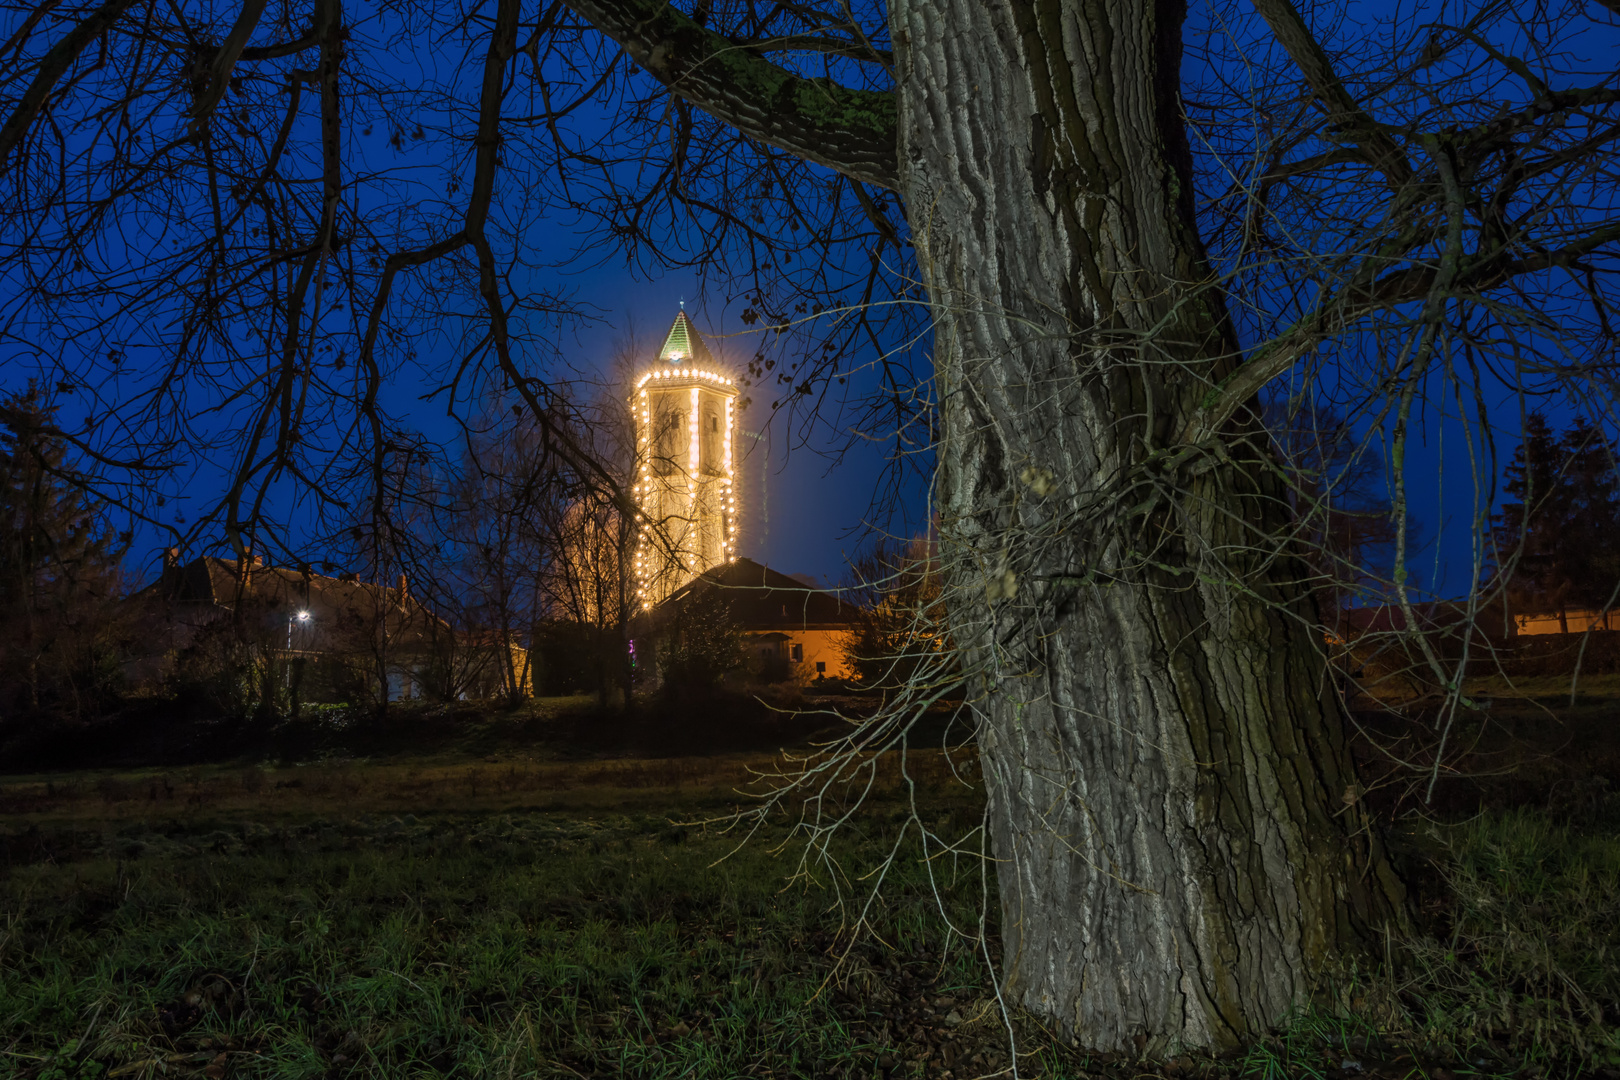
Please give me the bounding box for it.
[1515,608,1615,635]
[744,628,852,680]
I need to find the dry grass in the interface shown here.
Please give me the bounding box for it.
[0,747,981,826]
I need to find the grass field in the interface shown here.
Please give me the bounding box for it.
[1,749,1037,1080]
[4,735,1620,1080]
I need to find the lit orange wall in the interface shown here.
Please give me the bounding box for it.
[1515,609,1615,635]
[744,628,854,680]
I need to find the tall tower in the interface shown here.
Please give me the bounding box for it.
[631,309,740,610]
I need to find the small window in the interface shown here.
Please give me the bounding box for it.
[815,661,826,674]
[791,643,804,663]
[710,416,719,431]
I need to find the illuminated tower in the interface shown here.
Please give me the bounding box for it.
[631,309,740,609]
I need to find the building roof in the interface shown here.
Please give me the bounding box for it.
[138,555,447,642]
[657,309,715,367]
[634,557,860,633]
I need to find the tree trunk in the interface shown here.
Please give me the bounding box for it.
[891,0,1406,1052]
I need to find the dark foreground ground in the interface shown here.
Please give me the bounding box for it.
[2,689,1619,1080]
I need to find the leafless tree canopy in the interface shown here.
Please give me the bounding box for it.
[0,0,925,574]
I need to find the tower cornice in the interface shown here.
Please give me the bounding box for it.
[632,364,739,396]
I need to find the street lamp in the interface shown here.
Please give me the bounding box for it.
[287,609,311,650]
[286,610,311,687]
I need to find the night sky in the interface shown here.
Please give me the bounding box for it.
[2,0,1612,603]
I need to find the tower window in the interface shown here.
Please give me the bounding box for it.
[701,402,722,473]
[654,405,684,474]
[791,643,803,663]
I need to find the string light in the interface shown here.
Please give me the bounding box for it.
[635,366,734,390]
[630,317,740,605]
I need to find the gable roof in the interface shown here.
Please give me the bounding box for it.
[143,555,445,636]
[635,557,859,633]
[657,309,715,366]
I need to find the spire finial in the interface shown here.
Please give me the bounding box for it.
[679,297,686,311]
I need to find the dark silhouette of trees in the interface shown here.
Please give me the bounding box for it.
[529,374,640,706]
[1560,416,1620,616]
[840,536,948,691]
[1492,413,1620,630]
[0,383,130,715]
[654,585,742,701]
[1265,399,1403,618]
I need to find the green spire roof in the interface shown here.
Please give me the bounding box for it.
[658,309,714,366]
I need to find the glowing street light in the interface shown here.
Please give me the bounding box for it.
[286,609,311,687]
[287,609,311,652]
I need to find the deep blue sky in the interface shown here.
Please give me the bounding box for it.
[0,0,922,594]
[4,0,1613,604]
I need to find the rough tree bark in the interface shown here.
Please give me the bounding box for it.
[882,0,1406,1051]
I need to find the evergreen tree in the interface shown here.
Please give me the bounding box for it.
[1491,413,1620,630]
[1558,415,1620,615]
[0,382,128,713]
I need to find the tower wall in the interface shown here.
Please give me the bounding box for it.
[631,363,739,609]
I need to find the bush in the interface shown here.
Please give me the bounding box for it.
[840,539,952,692]
[656,589,743,702]
[167,617,264,720]
[532,620,606,696]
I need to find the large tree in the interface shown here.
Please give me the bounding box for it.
[555,0,1608,1050]
[2,0,1617,1052]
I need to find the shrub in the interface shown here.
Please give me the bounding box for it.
[167,617,264,720]
[656,589,743,701]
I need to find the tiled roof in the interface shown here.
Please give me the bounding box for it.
[657,310,715,366]
[147,556,444,635]
[635,557,859,632]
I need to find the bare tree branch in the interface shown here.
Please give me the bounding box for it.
[560,0,899,189]
[0,0,144,168]
[1245,0,1413,183]
[185,0,272,132]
